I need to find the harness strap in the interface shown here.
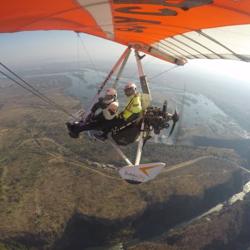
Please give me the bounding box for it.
[124,94,139,114]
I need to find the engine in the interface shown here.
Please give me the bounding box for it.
[144,101,179,135]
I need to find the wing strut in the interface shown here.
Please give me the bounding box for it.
[135,50,151,105]
[105,50,166,183]
[112,48,131,89]
[110,50,152,168]
[83,46,131,121]
[134,50,152,166]
[108,139,133,166]
[110,51,152,167]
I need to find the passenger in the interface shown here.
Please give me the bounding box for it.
[94,82,142,141]
[66,88,118,138]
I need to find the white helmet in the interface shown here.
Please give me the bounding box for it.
[124,82,137,96]
[106,88,117,97]
[124,82,136,91]
[103,101,119,120]
[103,88,117,104]
[108,101,119,113]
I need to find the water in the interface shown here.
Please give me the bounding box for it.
[229,180,250,205]
[20,69,250,141]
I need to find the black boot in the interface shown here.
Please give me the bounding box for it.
[68,131,79,139]
[66,122,80,139]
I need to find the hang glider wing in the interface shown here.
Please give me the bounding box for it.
[1,1,250,64]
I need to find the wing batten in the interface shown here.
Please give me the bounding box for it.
[171,37,211,59]
[181,33,225,60]
[198,30,248,62]
[157,42,186,59]
[161,40,199,59]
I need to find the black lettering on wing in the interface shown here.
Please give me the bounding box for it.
[113,0,213,11]
[115,16,160,24]
[117,26,146,33]
[115,6,177,16]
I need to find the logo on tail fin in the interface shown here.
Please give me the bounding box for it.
[139,164,162,176]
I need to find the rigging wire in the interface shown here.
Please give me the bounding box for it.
[149,65,179,81]
[76,32,103,82]
[76,32,81,86]
[0,62,76,119]
[0,69,54,106]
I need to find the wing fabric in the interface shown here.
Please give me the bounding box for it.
[1,0,250,64]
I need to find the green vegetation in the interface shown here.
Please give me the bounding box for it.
[0,75,245,249]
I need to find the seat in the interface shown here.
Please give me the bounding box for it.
[111,118,142,146]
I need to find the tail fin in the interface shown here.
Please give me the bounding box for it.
[119,162,165,184]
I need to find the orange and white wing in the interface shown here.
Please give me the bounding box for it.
[1,1,250,64]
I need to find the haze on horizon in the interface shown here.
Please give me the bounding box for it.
[0,30,250,91]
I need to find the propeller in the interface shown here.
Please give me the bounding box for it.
[162,100,167,114]
[168,109,179,137]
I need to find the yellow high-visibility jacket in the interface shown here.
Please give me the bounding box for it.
[122,93,142,121]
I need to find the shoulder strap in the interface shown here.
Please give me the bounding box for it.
[124,95,136,112]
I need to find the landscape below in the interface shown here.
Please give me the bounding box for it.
[0,70,250,250]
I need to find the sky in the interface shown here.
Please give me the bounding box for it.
[0,31,125,66]
[0,30,250,88]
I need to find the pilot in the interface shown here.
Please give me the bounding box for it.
[94,82,142,141]
[67,88,119,138]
